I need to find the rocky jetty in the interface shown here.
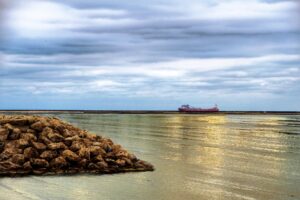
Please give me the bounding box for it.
[0,115,154,176]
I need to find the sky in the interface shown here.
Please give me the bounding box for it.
[0,0,299,111]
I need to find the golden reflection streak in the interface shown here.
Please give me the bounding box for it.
[161,115,228,198]
[166,114,294,198]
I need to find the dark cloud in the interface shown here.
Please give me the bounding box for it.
[0,0,300,110]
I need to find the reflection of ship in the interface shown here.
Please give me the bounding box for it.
[178,104,219,112]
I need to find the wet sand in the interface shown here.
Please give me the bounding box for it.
[0,113,300,200]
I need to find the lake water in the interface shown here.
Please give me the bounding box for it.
[0,113,300,200]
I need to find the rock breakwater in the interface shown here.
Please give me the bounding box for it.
[0,115,154,176]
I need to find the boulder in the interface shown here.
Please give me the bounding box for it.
[50,156,68,169]
[17,139,30,149]
[0,115,154,176]
[89,146,104,156]
[0,160,20,170]
[0,128,9,141]
[12,154,25,165]
[31,141,47,150]
[62,150,80,162]
[96,161,108,169]
[3,123,14,131]
[78,147,90,160]
[116,159,126,167]
[30,121,45,132]
[23,147,39,159]
[0,142,4,152]
[20,133,37,142]
[48,142,67,150]
[8,128,21,140]
[31,158,49,168]
[48,132,64,142]
[23,161,32,170]
[40,150,58,160]
[69,141,83,152]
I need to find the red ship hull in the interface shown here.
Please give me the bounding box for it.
[178,105,219,112]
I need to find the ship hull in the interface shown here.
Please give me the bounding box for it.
[178,108,219,112]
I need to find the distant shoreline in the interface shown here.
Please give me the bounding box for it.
[0,110,299,115]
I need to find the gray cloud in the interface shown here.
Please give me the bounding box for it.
[0,0,300,110]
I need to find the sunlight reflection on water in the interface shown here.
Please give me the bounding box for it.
[0,113,300,200]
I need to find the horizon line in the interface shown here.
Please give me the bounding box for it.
[0,110,299,114]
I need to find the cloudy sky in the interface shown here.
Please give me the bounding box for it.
[0,0,299,110]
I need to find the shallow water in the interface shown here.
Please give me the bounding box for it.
[1,114,300,200]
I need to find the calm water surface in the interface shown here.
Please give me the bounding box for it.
[1,114,300,200]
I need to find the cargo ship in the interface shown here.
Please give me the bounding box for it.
[178,104,219,112]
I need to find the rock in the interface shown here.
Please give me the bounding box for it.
[82,138,93,146]
[89,146,104,156]
[61,129,74,138]
[8,128,21,140]
[40,150,57,160]
[48,142,67,150]
[3,123,14,131]
[86,134,97,141]
[42,127,53,136]
[112,144,122,152]
[69,141,84,152]
[116,159,126,167]
[92,142,102,146]
[31,120,49,132]
[128,154,137,161]
[50,156,67,169]
[78,158,87,168]
[18,126,30,132]
[96,161,108,169]
[105,138,114,145]
[5,118,28,126]
[26,129,36,134]
[65,135,80,141]
[30,121,45,132]
[102,142,113,153]
[79,131,87,138]
[122,157,133,166]
[64,135,80,146]
[0,115,154,176]
[115,150,129,158]
[0,128,9,141]
[93,154,104,162]
[23,161,32,170]
[31,158,49,168]
[62,150,80,162]
[24,147,39,159]
[134,160,154,170]
[17,139,30,149]
[33,168,47,175]
[20,133,37,142]
[105,158,116,165]
[87,163,99,170]
[48,132,64,142]
[31,141,47,150]
[0,160,21,170]
[40,136,52,145]
[0,148,18,160]
[11,154,25,165]
[78,147,90,160]
[0,141,4,152]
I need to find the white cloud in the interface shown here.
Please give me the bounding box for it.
[4,1,136,38]
[59,54,300,78]
[5,1,75,37]
[156,0,298,20]
[1,0,300,110]
[5,0,298,39]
